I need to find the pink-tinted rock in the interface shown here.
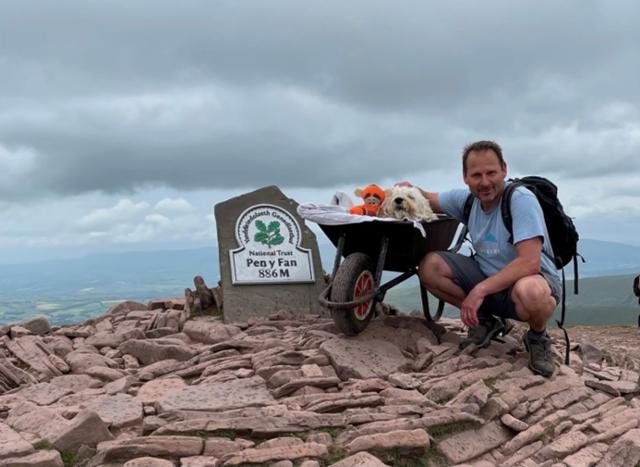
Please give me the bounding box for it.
[180,456,221,467]
[93,436,204,464]
[18,382,73,405]
[345,428,430,454]
[49,374,103,393]
[65,349,116,373]
[158,375,275,412]
[50,410,114,450]
[203,437,254,457]
[82,393,143,428]
[438,421,511,464]
[598,428,640,466]
[563,443,607,467]
[0,449,63,467]
[500,414,529,432]
[327,452,389,466]
[119,339,197,365]
[123,457,175,467]
[319,338,410,380]
[221,442,327,465]
[182,319,241,344]
[0,422,34,459]
[136,377,188,404]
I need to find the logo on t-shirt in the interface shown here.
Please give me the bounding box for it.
[478,232,500,257]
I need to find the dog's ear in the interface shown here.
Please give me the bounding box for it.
[354,187,363,197]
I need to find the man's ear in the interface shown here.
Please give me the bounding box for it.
[354,188,363,197]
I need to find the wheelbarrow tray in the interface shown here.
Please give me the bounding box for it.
[319,216,459,272]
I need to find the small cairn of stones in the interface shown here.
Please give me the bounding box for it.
[185,276,223,316]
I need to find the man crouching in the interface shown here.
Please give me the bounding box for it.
[400,140,561,377]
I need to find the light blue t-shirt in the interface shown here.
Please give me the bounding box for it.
[439,185,560,281]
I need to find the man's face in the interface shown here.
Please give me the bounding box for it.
[463,149,507,208]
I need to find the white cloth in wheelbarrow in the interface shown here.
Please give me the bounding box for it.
[297,203,427,237]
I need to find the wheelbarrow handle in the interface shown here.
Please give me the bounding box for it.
[318,283,378,309]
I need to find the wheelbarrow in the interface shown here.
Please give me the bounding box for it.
[318,215,464,336]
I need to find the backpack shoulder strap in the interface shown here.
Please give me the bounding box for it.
[463,193,474,224]
[500,179,521,243]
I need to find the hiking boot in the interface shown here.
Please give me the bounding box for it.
[459,315,505,350]
[523,332,555,378]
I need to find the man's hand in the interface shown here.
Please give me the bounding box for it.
[460,286,486,327]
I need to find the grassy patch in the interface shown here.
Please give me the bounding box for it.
[428,421,482,439]
[319,446,348,466]
[424,445,448,466]
[211,428,238,439]
[483,376,500,390]
[376,449,430,466]
[60,449,79,467]
[33,440,56,450]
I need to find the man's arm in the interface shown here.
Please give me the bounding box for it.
[396,181,442,213]
[460,237,543,327]
[417,188,442,213]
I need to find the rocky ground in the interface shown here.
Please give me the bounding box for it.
[0,299,639,467]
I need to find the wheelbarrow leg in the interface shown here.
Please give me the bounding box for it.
[374,235,388,285]
[331,233,346,278]
[420,283,446,343]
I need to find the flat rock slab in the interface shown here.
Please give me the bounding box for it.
[50,374,103,393]
[83,393,143,428]
[6,336,63,380]
[0,449,63,467]
[179,457,223,467]
[346,428,430,454]
[328,452,390,466]
[18,382,73,405]
[599,428,640,466]
[93,436,204,465]
[119,339,197,365]
[221,442,328,465]
[6,403,68,439]
[158,375,275,412]
[585,379,640,396]
[50,410,114,451]
[136,377,188,404]
[123,457,175,467]
[438,420,512,464]
[0,422,34,459]
[320,338,410,380]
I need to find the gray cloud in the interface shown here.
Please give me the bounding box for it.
[0,0,639,199]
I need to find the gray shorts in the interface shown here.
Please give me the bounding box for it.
[436,251,561,322]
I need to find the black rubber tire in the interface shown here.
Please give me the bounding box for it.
[330,253,377,336]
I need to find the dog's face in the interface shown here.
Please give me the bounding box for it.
[379,186,438,221]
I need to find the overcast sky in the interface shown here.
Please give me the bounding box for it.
[0,1,639,263]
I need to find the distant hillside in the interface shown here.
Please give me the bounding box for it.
[1,238,639,326]
[385,273,640,327]
[576,239,640,277]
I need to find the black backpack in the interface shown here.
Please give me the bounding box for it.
[463,176,583,364]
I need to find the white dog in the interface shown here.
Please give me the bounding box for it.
[379,185,439,221]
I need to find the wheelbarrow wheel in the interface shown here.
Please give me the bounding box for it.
[330,252,377,336]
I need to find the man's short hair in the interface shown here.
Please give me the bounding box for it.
[462,140,505,174]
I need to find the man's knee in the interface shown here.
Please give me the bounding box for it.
[418,253,451,286]
[512,276,555,313]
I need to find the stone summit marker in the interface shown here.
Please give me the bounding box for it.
[215,186,326,322]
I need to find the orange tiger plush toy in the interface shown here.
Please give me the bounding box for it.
[349,184,385,216]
